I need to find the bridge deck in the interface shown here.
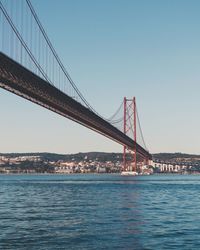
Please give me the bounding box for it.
[0,52,151,159]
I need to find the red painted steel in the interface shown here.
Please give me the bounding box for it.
[123,97,137,172]
[0,53,151,161]
[123,97,127,171]
[133,97,137,172]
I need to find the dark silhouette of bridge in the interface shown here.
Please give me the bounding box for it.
[0,0,151,168]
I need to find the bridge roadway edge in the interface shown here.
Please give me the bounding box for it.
[0,52,151,159]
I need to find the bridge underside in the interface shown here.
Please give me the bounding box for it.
[0,52,151,159]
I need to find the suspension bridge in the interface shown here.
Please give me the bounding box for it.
[0,0,151,172]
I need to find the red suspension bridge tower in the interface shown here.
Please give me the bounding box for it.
[123,97,137,172]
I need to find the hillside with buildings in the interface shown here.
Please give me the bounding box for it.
[0,152,124,174]
[0,152,200,174]
[153,152,200,165]
[152,153,200,174]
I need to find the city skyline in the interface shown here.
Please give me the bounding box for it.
[1,0,200,154]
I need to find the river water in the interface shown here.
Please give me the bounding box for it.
[0,174,200,250]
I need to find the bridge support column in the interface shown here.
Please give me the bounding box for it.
[123,97,137,172]
[123,97,127,171]
[133,97,137,171]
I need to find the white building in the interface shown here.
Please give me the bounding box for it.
[152,161,183,172]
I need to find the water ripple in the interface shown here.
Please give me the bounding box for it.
[0,174,200,249]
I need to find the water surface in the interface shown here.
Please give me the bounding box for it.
[0,174,200,249]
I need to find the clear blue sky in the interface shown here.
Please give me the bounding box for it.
[1,0,200,154]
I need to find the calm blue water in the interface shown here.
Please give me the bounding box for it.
[0,174,200,250]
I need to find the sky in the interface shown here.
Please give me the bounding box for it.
[1,0,200,154]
